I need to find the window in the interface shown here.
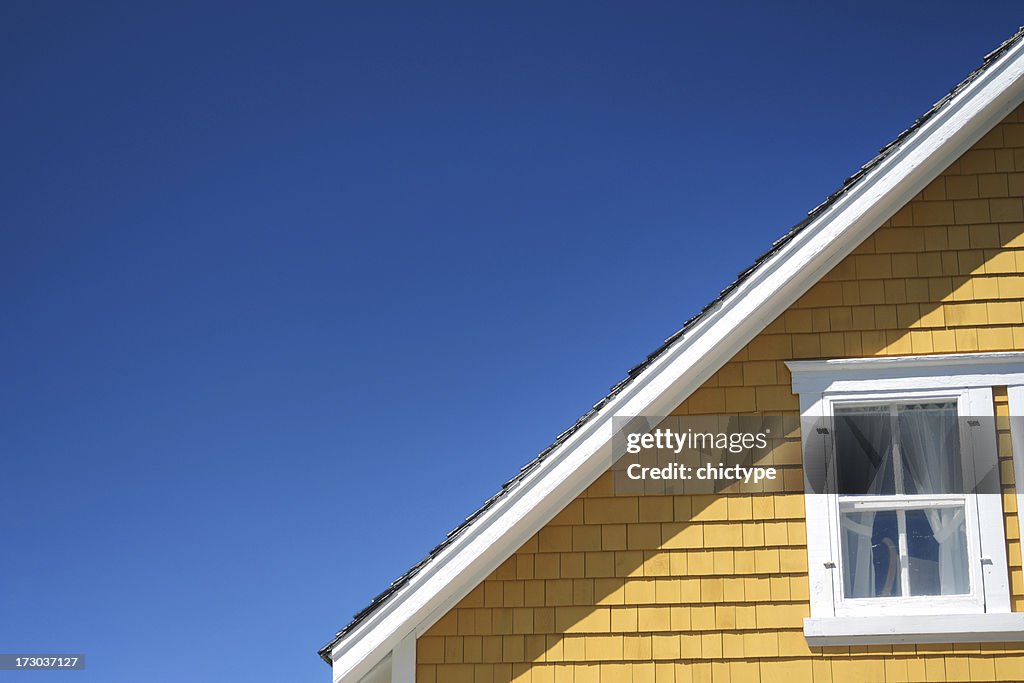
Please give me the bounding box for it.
[827,391,984,615]
[788,353,1024,644]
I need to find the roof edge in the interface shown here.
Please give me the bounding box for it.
[322,27,1024,679]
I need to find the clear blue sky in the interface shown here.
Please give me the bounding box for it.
[2,3,1021,681]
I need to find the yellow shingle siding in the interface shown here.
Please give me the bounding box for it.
[417,106,1024,682]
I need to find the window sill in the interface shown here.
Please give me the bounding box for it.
[804,613,1024,645]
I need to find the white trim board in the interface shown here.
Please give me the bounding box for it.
[787,352,1024,394]
[328,35,1024,683]
[1006,386,1024,545]
[804,613,1024,646]
[389,633,415,683]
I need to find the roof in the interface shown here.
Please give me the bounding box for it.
[320,25,1024,675]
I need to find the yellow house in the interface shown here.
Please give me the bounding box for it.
[321,28,1024,682]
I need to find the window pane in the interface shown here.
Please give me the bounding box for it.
[834,405,894,495]
[906,507,970,596]
[897,402,963,495]
[841,510,901,598]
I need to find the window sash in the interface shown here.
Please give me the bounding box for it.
[838,502,971,601]
[822,388,987,616]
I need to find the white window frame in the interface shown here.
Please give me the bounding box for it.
[821,387,988,616]
[787,352,1024,644]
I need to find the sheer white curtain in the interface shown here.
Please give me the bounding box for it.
[839,403,970,599]
[898,405,970,595]
[836,409,894,598]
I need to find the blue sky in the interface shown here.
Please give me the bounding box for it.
[2,3,1022,681]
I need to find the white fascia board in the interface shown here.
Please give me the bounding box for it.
[804,613,1024,645]
[329,39,1024,683]
[787,352,1024,394]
